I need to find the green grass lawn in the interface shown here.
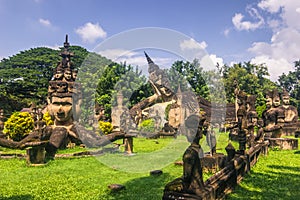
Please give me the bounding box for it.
[227,148,300,200]
[0,133,299,200]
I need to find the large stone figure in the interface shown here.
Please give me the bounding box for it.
[0,35,82,159]
[280,89,298,123]
[164,114,206,196]
[261,90,285,138]
[45,35,82,157]
[129,52,176,125]
[236,90,247,154]
[246,95,258,147]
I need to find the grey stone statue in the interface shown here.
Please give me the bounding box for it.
[164,114,206,196]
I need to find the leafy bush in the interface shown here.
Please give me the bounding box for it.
[138,118,155,132]
[98,121,113,135]
[3,112,34,141]
[43,111,54,126]
[256,104,266,118]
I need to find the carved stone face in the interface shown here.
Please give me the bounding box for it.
[50,96,73,124]
[273,96,281,107]
[56,82,68,93]
[266,97,272,109]
[72,70,78,80]
[282,95,290,105]
[55,70,64,80]
[64,70,72,81]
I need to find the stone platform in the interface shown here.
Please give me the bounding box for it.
[267,137,298,150]
[201,153,226,173]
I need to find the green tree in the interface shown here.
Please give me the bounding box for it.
[278,60,300,114]
[221,62,277,107]
[168,59,209,98]
[0,46,89,114]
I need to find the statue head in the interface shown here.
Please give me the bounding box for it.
[54,68,64,80]
[72,69,78,81]
[265,91,273,109]
[272,89,281,107]
[237,91,247,106]
[185,114,206,143]
[281,89,290,105]
[64,68,72,81]
[48,96,73,125]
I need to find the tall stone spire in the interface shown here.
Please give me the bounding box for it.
[144,51,154,64]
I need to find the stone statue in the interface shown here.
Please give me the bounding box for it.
[261,89,284,138]
[164,114,206,196]
[236,90,247,153]
[129,52,176,125]
[246,95,258,147]
[45,35,82,157]
[280,89,298,123]
[111,92,127,131]
[203,122,216,156]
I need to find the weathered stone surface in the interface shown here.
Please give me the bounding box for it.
[26,146,45,165]
[268,138,298,150]
[108,184,125,192]
[201,153,226,173]
[150,170,163,176]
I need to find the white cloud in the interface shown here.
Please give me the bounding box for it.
[98,49,138,61]
[75,22,107,43]
[257,0,283,13]
[247,0,300,81]
[97,49,174,74]
[39,18,51,27]
[232,7,264,31]
[45,44,60,50]
[209,54,224,67]
[250,56,291,81]
[200,54,224,71]
[223,28,230,37]
[180,38,207,50]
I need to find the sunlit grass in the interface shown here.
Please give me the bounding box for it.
[0,133,299,199]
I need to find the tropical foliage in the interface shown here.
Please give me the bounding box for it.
[0,44,298,124]
[98,120,113,135]
[3,112,34,141]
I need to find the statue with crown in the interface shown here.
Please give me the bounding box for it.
[0,35,83,164]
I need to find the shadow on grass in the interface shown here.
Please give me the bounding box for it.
[294,150,300,154]
[0,195,33,200]
[227,165,300,200]
[108,172,174,200]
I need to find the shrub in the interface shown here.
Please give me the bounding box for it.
[43,111,54,126]
[138,118,155,132]
[3,112,34,141]
[256,104,266,118]
[99,121,113,135]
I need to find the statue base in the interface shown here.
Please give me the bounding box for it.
[267,137,298,150]
[26,146,46,165]
[282,123,299,136]
[201,153,226,173]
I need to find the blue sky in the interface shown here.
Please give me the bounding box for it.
[1,0,300,81]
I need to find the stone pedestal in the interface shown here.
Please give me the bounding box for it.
[267,138,298,150]
[26,146,45,165]
[282,123,299,136]
[124,136,134,155]
[201,153,226,173]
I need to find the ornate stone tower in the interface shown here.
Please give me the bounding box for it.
[46,35,82,151]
